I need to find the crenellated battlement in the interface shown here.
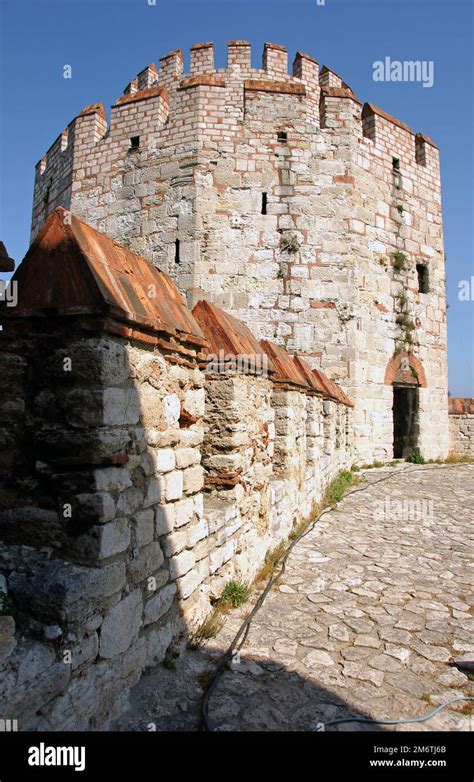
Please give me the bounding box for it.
[34,40,439,194]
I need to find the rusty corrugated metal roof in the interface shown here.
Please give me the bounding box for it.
[192,300,275,376]
[337,385,354,407]
[311,369,339,402]
[1,207,207,348]
[448,397,474,415]
[260,340,309,390]
[313,369,354,407]
[292,356,324,396]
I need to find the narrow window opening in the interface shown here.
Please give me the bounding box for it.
[130,136,140,150]
[261,192,268,215]
[277,131,288,143]
[392,157,402,189]
[174,239,181,264]
[416,263,429,294]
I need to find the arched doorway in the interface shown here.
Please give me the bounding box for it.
[384,353,427,459]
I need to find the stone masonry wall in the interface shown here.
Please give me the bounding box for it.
[0,323,207,729]
[448,398,474,457]
[0,316,353,730]
[30,41,449,464]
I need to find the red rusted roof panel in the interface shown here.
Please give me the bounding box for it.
[292,356,324,396]
[260,340,309,390]
[193,300,275,375]
[313,369,354,407]
[448,397,474,415]
[312,369,338,401]
[2,208,207,346]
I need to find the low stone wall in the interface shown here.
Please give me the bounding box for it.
[448,398,474,457]
[0,325,353,729]
[0,325,207,729]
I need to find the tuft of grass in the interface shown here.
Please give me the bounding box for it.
[406,451,426,465]
[396,204,405,214]
[425,453,474,465]
[189,580,250,648]
[441,452,474,465]
[289,514,315,543]
[256,541,287,584]
[189,610,226,648]
[218,580,249,609]
[359,460,385,470]
[323,469,354,506]
[280,233,300,254]
[392,251,407,271]
[395,314,416,331]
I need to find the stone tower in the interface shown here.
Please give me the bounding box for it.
[31,41,449,462]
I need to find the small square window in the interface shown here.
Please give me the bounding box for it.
[277,131,288,143]
[392,157,400,170]
[416,263,429,294]
[130,136,140,150]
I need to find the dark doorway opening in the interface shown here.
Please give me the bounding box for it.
[393,385,419,458]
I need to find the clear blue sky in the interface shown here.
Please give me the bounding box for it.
[1,0,472,395]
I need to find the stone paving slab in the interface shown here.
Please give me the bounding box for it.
[116,465,474,732]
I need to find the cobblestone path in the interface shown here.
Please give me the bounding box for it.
[117,465,474,732]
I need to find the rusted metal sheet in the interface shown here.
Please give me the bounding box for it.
[1,208,207,348]
[260,340,309,390]
[311,369,339,402]
[193,300,275,376]
[337,385,354,407]
[292,356,324,396]
[448,397,474,415]
[313,369,354,407]
[0,242,15,273]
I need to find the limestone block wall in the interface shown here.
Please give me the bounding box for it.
[353,106,448,462]
[0,319,354,730]
[198,371,276,596]
[0,323,207,729]
[448,398,474,456]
